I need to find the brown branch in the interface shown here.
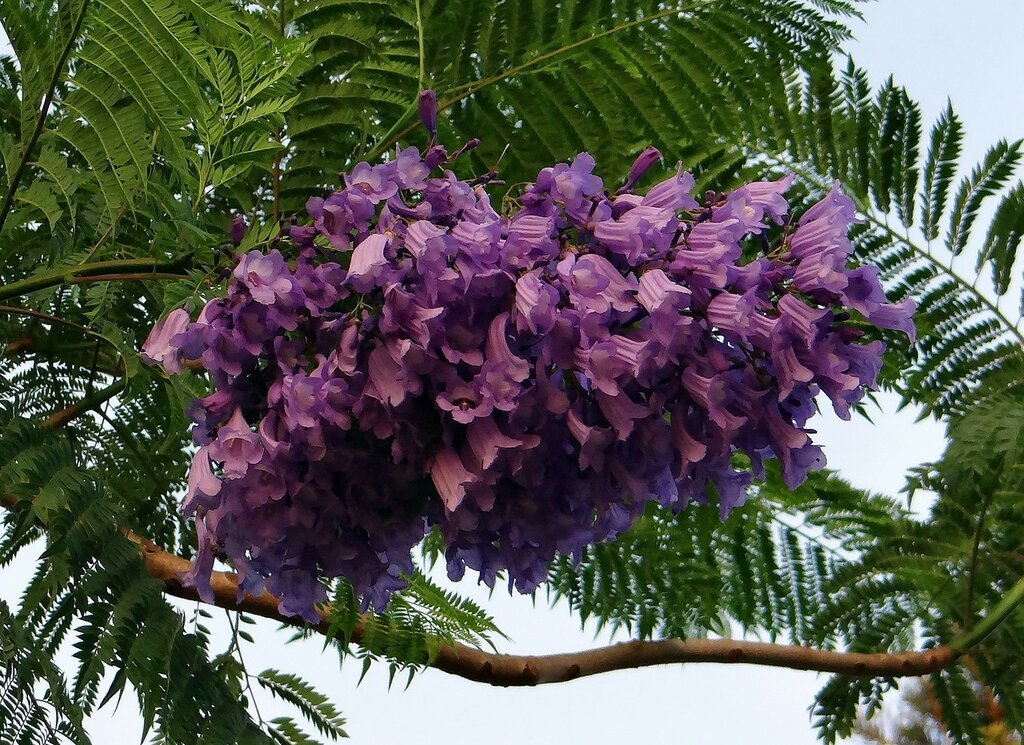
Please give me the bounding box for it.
[83,203,129,263]
[0,304,109,343]
[2,335,32,357]
[41,378,127,428]
[0,492,967,683]
[129,529,959,684]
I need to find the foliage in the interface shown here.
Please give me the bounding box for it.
[0,0,1023,743]
[853,677,1021,745]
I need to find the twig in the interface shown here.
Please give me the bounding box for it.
[0,257,190,302]
[1,335,32,357]
[364,6,682,161]
[0,305,109,343]
[82,203,129,262]
[41,378,127,429]
[965,488,999,627]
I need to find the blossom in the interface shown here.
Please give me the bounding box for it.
[233,250,295,305]
[346,233,390,292]
[140,134,913,620]
[211,408,263,478]
[642,164,697,210]
[141,308,190,374]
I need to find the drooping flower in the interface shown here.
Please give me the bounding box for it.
[141,308,190,374]
[141,127,914,621]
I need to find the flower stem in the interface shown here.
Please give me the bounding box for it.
[948,573,1024,654]
[364,6,683,161]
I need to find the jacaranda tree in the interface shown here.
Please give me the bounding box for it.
[1,2,1023,743]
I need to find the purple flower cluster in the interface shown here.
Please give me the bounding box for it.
[143,126,913,621]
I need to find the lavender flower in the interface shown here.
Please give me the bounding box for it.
[143,132,915,621]
[141,308,190,374]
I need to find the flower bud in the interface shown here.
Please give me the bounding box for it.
[418,89,437,136]
[230,215,247,247]
[621,145,661,192]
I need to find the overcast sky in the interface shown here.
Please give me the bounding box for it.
[3,2,1024,744]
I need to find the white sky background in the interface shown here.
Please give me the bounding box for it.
[2,2,1024,743]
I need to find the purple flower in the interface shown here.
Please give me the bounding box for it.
[485,313,529,381]
[867,298,917,342]
[394,146,430,190]
[642,164,697,211]
[800,180,858,226]
[514,271,560,334]
[183,445,222,517]
[211,408,264,478]
[706,290,759,338]
[720,173,793,227]
[535,152,604,208]
[466,417,525,469]
[593,206,677,264]
[595,390,651,440]
[233,250,295,306]
[347,233,390,292]
[503,213,558,269]
[793,248,849,295]
[841,266,887,316]
[566,406,615,471]
[430,447,477,511]
[436,373,493,424]
[562,254,638,315]
[141,308,190,374]
[141,142,913,617]
[345,161,400,203]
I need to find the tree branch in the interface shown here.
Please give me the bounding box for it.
[128,528,961,683]
[7,493,1017,684]
[1,335,32,357]
[0,304,111,343]
[0,257,191,302]
[41,378,126,428]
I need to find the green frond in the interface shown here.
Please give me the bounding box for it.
[978,181,1024,295]
[257,670,347,742]
[946,139,1022,258]
[920,101,964,240]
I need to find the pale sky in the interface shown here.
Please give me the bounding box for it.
[3,2,1024,743]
